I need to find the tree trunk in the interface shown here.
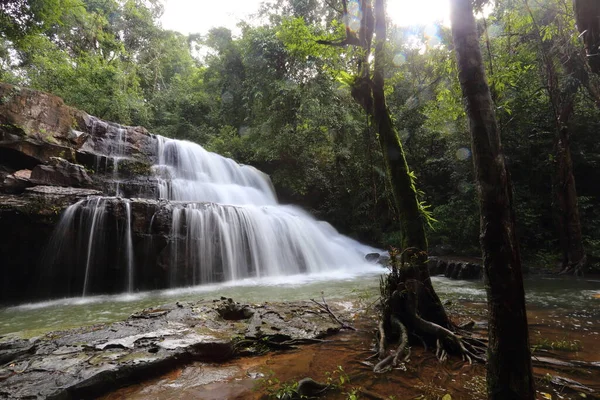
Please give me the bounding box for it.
[554,112,586,273]
[450,0,535,399]
[371,0,449,328]
[525,0,587,274]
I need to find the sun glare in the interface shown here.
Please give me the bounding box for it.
[388,0,450,27]
[160,0,451,35]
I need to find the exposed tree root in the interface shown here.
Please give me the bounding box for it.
[558,255,587,276]
[373,316,409,373]
[370,247,487,373]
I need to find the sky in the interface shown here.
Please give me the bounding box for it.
[160,0,450,36]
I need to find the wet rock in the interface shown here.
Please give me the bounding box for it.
[378,254,391,266]
[0,186,101,303]
[427,257,482,280]
[297,377,329,397]
[0,339,36,365]
[1,169,32,193]
[30,157,92,187]
[365,252,380,263]
[0,299,346,400]
[216,298,255,320]
[445,262,456,278]
[435,259,448,276]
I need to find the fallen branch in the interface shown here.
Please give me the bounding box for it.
[310,296,356,331]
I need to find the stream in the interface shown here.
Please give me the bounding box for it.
[1,272,599,338]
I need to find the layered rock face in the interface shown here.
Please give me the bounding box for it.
[0,83,159,303]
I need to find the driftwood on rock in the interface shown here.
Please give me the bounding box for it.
[310,295,356,331]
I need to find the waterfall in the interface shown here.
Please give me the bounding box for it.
[155,136,373,285]
[43,134,377,298]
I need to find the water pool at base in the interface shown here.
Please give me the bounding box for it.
[1,271,599,338]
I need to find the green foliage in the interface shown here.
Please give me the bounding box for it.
[277,16,344,60]
[532,338,582,352]
[256,371,303,400]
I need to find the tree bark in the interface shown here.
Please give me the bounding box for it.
[573,0,600,74]
[450,0,535,399]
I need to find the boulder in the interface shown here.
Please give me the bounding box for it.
[30,157,93,187]
[365,252,380,262]
[215,298,255,320]
[0,84,87,166]
[1,169,32,193]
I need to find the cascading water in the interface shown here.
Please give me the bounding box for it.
[87,118,132,197]
[82,197,108,296]
[154,136,375,286]
[43,133,377,298]
[123,199,135,293]
[112,128,128,197]
[154,136,276,205]
[43,197,136,296]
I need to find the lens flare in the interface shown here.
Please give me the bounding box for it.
[455,147,471,161]
[393,53,406,66]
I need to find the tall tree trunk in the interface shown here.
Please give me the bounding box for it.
[525,0,587,274]
[450,0,535,399]
[371,0,449,328]
[554,107,586,273]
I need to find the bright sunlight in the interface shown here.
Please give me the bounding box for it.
[160,0,450,35]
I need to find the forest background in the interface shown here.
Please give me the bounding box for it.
[2,0,599,270]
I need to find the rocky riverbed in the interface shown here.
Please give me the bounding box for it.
[0,298,350,400]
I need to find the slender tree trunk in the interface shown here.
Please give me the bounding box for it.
[550,57,586,273]
[554,108,586,272]
[450,0,534,399]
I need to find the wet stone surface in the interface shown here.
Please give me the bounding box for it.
[0,299,344,400]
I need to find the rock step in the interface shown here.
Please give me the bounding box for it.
[427,256,483,280]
